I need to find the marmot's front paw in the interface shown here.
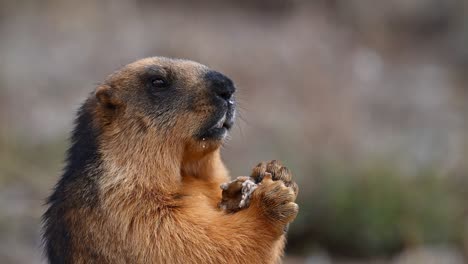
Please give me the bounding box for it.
[219,176,258,213]
[252,173,298,228]
[219,160,299,215]
[251,160,298,197]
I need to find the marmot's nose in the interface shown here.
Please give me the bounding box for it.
[205,71,236,100]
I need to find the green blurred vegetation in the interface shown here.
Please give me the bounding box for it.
[288,162,466,259]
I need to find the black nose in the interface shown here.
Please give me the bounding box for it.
[205,71,236,100]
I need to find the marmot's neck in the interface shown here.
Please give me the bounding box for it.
[181,150,227,180]
[98,123,183,195]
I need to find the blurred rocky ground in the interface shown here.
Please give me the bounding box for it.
[1,0,468,263]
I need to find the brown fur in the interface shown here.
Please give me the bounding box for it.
[43,57,298,264]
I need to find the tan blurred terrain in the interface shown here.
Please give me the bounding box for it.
[1,0,468,263]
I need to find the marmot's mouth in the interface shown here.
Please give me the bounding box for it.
[212,113,234,130]
[198,105,235,140]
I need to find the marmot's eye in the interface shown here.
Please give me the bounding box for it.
[151,78,167,88]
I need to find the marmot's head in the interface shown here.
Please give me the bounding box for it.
[93,57,236,157]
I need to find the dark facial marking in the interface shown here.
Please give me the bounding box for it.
[204,70,236,101]
[135,65,188,131]
[142,66,172,96]
[196,71,237,140]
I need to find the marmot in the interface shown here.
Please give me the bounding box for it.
[42,57,299,264]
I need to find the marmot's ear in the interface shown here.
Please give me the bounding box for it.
[95,85,121,109]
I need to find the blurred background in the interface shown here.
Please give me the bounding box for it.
[1,0,468,263]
